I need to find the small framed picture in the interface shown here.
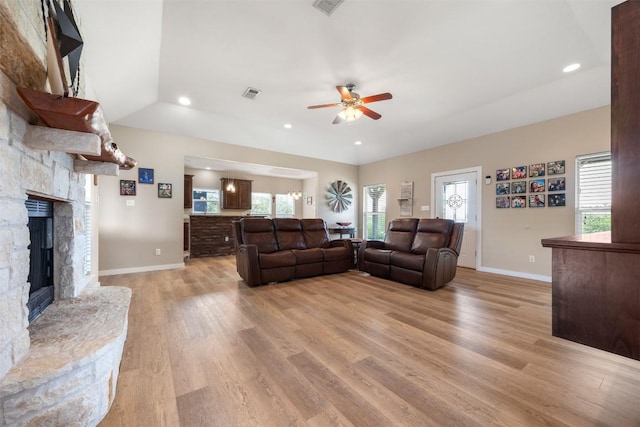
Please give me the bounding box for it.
[529,194,545,207]
[529,179,545,193]
[496,168,510,181]
[496,196,510,208]
[138,168,154,184]
[548,177,565,191]
[496,182,510,195]
[549,193,566,207]
[512,165,527,179]
[511,180,527,194]
[511,195,526,208]
[529,163,545,177]
[548,160,565,175]
[120,180,136,196]
[158,183,172,198]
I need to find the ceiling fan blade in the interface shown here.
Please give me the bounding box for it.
[337,85,352,100]
[332,114,343,124]
[361,92,393,104]
[360,106,382,120]
[307,102,341,109]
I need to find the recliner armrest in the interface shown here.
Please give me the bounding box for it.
[358,240,385,268]
[423,247,459,291]
[236,244,261,286]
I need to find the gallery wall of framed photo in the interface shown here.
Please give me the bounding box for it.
[496,160,566,209]
[119,167,173,199]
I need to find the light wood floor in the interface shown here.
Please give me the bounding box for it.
[99,257,640,426]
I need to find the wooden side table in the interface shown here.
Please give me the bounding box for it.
[328,227,355,238]
[349,238,363,269]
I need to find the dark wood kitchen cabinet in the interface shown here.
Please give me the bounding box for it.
[220,178,252,210]
[184,175,194,209]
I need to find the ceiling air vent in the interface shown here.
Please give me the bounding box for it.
[242,87,262,100]
[312,0,344,16]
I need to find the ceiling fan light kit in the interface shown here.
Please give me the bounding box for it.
[308,84,392,124]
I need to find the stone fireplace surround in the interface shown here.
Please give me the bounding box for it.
[0,3,130,425]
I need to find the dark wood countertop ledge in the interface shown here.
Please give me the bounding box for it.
[541,231,640,254]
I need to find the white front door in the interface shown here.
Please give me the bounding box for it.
[433,169,479,269]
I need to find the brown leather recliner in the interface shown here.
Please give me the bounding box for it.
[232,218,353,286]
[359,218,464,290]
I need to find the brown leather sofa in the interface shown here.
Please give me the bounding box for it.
[232,218,353,286]
[359,218,464,290]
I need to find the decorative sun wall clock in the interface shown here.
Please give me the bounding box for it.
[327,180,352,212]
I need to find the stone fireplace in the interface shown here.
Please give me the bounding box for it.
[0,2,130,425]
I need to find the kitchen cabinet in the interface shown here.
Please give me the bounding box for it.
[220,178,252,210]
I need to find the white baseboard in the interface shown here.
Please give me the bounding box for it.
[476,266,551,283]
[99,263,185,277]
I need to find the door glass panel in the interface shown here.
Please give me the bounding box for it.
[442,181,468,222]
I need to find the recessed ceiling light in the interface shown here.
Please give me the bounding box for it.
[284,124,293,129]
[178,96,191,106]
[205,167,211,170]
[355,140,362,145]
[563,63,581,73]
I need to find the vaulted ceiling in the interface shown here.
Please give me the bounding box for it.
[75,0,621,166]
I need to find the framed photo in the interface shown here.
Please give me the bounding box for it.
[529,163,545,177]
[548,177,565,191]
[511,180,527,194]
[548,160,565,175]
[158,183,172,198]
[529,179,545,193]
[496,196,510,208]
[529,194,545,207]
[511,195,526,208]
[120,180,136,196]
[138,168,154,184]
[306,196,313,205]
[496,168,510,181]
[549,193,566,207]
[496,182,510,195]
[512,165,527,179]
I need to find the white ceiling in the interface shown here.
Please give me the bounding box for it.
[75,0,620,168]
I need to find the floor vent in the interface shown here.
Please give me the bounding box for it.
[242,87,262,100]
[312,0,344,16]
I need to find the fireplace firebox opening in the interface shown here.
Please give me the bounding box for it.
[26,198,54,322]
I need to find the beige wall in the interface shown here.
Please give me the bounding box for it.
[359,106,610,279]
[98,125,358,273]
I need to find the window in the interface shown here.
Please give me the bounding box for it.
[251,192,272,216]
[192,189,220,214]
[576,152,611,234]
[442,180,468,222]
[363,184,386,240]
[275,194,294,218]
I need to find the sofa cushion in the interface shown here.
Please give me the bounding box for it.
[274,218,307,250]
[292,248,324,264]
[411,219,453,254]
[241,218,278,253]
[322,246,351,261]
[363,248,392,264]
[259,251,296,268]
[301,219,331,248]
[384,218,418,252]
[390,251,424,271]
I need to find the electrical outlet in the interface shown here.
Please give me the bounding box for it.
[529,255,535,263]
[155,248,161,256]
[224,236,229,242]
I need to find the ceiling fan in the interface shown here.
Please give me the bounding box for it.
[308,84,392,124]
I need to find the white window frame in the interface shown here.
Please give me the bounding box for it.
[363,184,387,240]
[251,192,273,216]
[274,193,295,218]
[192,188,220,214]
[576,152,611,234]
